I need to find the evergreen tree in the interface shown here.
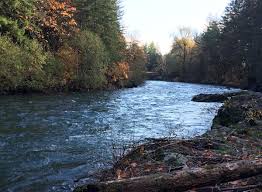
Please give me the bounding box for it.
[240,0,262,89]
[166,0,262,90]
[199,21,223,83]
[220,0,262,89]
[74,0,125,62]
[144,42,162,72]
[0,0,35,42]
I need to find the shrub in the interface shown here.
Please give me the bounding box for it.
[19,38,47,91]
[42,44,80,91]
[56,44,79,85]
[0,36,23,92]
[126,42,146,87]
[70,30,109,90]
[107,62,129,88]
[0,36,47,93]
[43,53,65,90]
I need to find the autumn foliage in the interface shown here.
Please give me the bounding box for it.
[56,44,79,84]
[36,0,77,49]
[0,0,146,93]
[107,62,129,86]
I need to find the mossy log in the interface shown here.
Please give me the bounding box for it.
[75,159,262,192]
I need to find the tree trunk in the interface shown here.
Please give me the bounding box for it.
[75,160,262,192]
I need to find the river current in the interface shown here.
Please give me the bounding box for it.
[0,81,237,191]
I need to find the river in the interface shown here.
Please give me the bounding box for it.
[0,81,237,192]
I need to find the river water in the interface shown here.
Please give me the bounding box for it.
[0,81,237,192]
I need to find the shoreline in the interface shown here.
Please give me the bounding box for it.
[0,81,146,96]
[75,91,262,192]
[0,80,237,96]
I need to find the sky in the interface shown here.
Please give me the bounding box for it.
[121,0,231,54]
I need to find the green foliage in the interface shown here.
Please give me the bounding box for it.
[126,42,146,87]
[19,38,47,91]
[0,0,147,94]
[165,53,179,78]
[144,42,163,72]
[74,0,125,63]
[222,0,262,89]
[0,36,23,92]
[0,35,47,93]
[167,0,262,91]
[71,30,109,89]
[0,17,25,42]
[0,0,35,42]
[199,21,224,83]
[42,54,66,90]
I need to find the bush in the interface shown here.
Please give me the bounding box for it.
[0,36,23,92]
[19,38,47,91]
[0,36,47,93]
[56,44,79,86]
[43,54,66,90]
[42,44,80,91]
[126,42,146,87]
[107,62,129,88]
[70,30,109,90]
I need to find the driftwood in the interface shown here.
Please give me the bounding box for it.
[75,160,262,192]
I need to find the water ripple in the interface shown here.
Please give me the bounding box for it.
[0,81,238,192]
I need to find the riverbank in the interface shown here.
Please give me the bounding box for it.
[0,80,145,96]
[75,91,262,192]
[165,78,261,92]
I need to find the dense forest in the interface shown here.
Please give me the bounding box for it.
[0,0,146,94]
[1,0,261,94]
[164,0,262,91]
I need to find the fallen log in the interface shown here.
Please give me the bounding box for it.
[220,184,262,192]
[74,160,262,192]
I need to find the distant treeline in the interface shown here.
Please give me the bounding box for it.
[0,0,146,94]
[166,0,262,91]
[146,0,262,91]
